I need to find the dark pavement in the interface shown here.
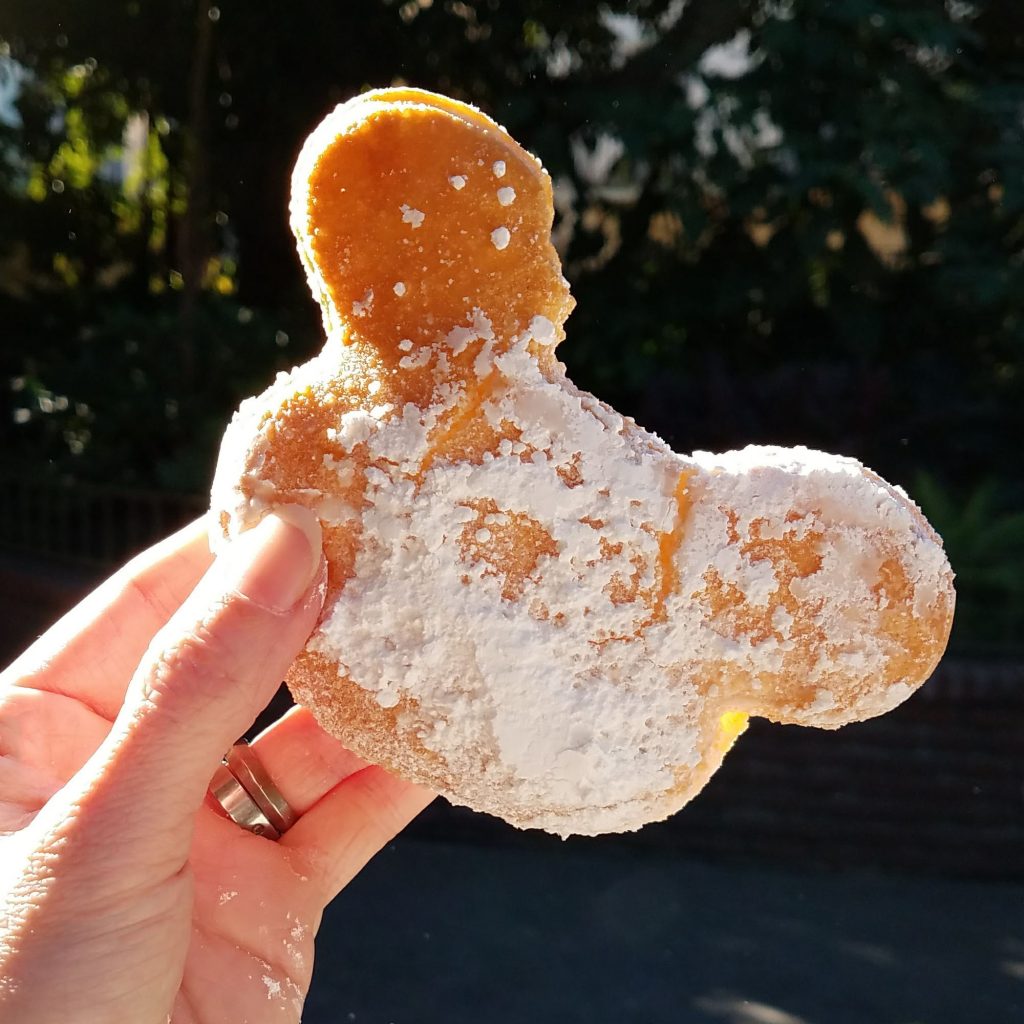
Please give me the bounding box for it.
[305,836,1023,1024]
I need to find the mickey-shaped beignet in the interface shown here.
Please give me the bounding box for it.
[211,88,955,836]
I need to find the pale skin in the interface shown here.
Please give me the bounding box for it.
[0,508,434,1023]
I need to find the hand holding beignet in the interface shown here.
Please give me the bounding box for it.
[211,89,955,836]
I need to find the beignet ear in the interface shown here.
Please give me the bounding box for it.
[290,89,573,380]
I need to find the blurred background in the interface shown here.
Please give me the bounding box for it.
[1,2,1021,1022]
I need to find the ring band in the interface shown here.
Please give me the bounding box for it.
[209,740,298,840]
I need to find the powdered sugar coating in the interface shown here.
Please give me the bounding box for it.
[400,203,425,228]
[212,324,953,834]
[210,87,954,836]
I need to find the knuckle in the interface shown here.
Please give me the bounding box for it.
[137,612,242,724]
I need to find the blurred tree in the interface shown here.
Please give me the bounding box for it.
[1,0,1022,647]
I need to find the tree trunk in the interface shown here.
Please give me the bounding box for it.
[176,0,215,386]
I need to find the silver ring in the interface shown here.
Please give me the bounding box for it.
[209,740,298,840]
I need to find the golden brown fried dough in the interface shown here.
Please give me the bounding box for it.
[211,89,954,835]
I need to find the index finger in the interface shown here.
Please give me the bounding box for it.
[3,518,214,720]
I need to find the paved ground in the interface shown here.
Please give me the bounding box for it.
[305,836,1023,1024]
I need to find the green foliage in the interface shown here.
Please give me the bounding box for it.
[914,472,1024,655]
[1,0,1022,650]
[3,292,316,491]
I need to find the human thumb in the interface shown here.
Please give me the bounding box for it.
[37,506,325,875]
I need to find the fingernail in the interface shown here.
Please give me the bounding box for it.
[222,506,323,613]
